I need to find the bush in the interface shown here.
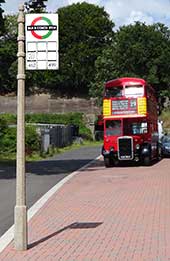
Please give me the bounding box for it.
[0,118,8,136]
[25,112,83,125]
[78,123,92,140]
[25,126,41,154]
[0,118,10,152]
[1,127,17,153]
[0,114,17,124]
[0,126,40,155]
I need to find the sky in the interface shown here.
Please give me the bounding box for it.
[2,0,170,29]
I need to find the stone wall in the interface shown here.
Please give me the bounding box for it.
[0,94,100,115]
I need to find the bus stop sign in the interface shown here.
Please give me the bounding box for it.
[25,14,59,70]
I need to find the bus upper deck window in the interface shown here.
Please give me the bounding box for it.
[125,85,144,98]
[105,87,123,98]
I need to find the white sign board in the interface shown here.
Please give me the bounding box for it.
[25,13,59,70]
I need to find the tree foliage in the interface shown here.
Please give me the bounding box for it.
[0,15,17,94]
[0,0,5,36]
[57,2,114,97]
[89,22,170,103]
[24,0,47,13]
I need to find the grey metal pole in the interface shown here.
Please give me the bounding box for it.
[14,3,27,250]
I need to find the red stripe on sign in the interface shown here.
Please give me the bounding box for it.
[31,16,42,26]
[31,16,43,39]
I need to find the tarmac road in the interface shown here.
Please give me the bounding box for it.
[0,145,101,237]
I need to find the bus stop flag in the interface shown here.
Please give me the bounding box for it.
[25,13,59,70]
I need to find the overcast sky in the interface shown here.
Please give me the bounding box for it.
[2,0,170,29]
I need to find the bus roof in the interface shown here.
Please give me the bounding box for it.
[105,77,146,88]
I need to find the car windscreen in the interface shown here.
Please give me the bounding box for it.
[162,136,170,143]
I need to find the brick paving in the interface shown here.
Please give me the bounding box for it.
[1,158,170,260]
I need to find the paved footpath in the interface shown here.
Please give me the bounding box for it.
[1,157,170,260]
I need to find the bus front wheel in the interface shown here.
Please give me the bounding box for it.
[104,157,113,167]
[143,156,151,166]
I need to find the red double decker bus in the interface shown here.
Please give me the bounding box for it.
[102,77,161,166]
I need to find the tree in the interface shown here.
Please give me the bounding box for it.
[0,15,18,94]
[56,2,114,97]
[24,0,47,13]
[0,0,5,36]
[89,22,170,104]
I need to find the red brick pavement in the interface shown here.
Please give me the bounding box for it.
[1,158,170,260]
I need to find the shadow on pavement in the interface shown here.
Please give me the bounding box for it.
[28,222,103,249]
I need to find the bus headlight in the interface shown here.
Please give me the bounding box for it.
[136,144,140,150]
[110,146,114,152]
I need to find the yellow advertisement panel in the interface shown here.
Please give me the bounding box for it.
[138,97,147,115]
[103,99,111,116]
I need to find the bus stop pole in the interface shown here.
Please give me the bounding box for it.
[14,3,27,250]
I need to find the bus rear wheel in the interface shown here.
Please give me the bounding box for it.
[157,145,162,161]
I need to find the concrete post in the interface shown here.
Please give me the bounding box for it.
[14,4,27,250]
[41,128,50,152]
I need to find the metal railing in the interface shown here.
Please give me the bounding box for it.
[38,124,79,152]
